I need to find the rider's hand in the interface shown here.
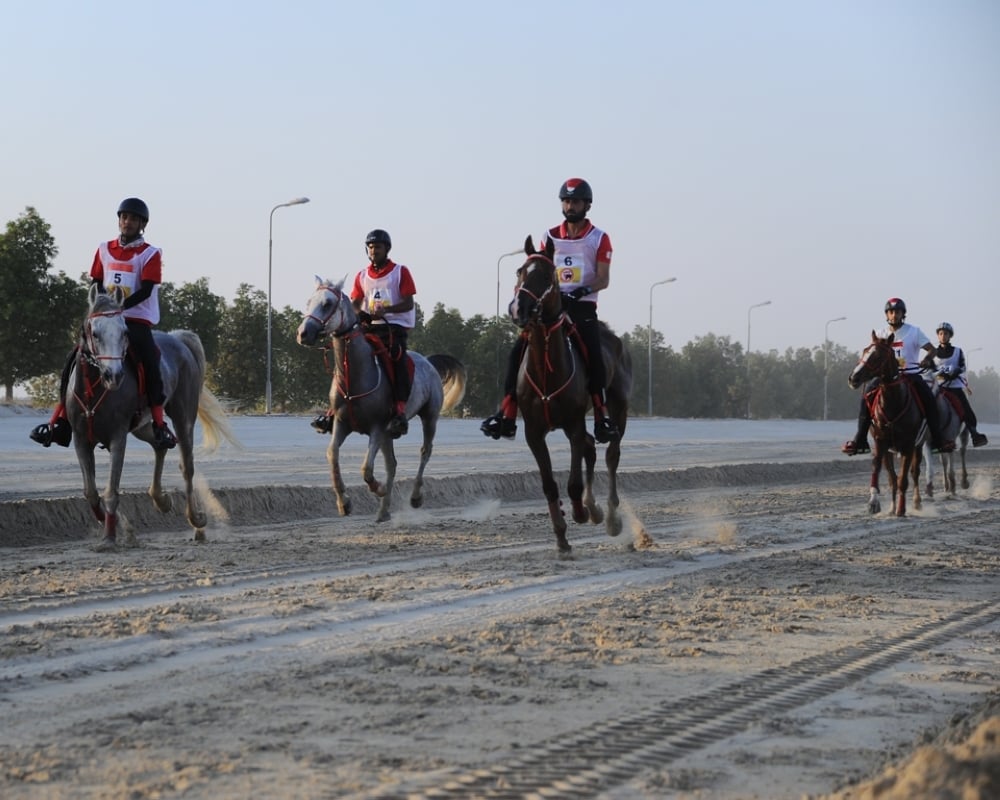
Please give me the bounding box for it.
[560,292,576,305]
[919,355,935,371]
[358,311,374,325]
[938,368,953,381]
[568,286,592,300]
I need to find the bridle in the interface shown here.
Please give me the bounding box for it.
[304,286,357,339]
[516,254,562,325]
[82,309,127,368]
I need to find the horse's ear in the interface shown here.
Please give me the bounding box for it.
[110,286,125,306]
[314,274,325,288]
[523,234,535,256]
[543,236,555,261]
[870,330,878,343]
[88,283,100,305]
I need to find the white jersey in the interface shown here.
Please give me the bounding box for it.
[874,321,930,374]
[933,345,968,390]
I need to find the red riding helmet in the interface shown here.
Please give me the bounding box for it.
[884,297,906,316]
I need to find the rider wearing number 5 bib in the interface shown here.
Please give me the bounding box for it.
[30,197,177,450]
[481,177,619,444]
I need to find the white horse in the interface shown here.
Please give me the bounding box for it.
[296,276,467,522]
[66,284,238,547]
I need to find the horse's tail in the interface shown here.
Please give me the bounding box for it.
[172,329,242,454]
[197,386,242,453]
[428,354,467,414]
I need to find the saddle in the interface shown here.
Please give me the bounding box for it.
[363,332,413,401]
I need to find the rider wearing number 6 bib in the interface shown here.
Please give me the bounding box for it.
[30,197,177,451]
[481,177,619,444]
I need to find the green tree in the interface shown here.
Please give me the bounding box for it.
[0,207,86,402]
[212,284,267,409]
[158,278,227,364]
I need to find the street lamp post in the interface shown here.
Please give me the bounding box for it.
[266,197,310,414]
[647,277,677,417]
[746,300,772,419]
[495,248,523,391]
[823,316,847,421]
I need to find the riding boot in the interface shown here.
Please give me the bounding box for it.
[970,429,988,448]
[30,403,72,448]
[311,411,334,434]
[841,401,871,455]
[387,400,409,439]
[481,395,517,440]
[150,405,177,450]
[592,390,620,444]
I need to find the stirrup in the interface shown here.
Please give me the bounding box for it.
[931,440,955,454]
[841,439,870,456]
[153,423,177,450]
[480,413,516,441]
[386,414,409,439]
[594,416,620,444]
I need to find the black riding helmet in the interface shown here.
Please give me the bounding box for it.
[364,229,392,254]
[884,297,906,317]
[117,197,149,223]
[558,178,593,203]
[936,322,954,336]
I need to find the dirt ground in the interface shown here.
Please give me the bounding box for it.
[1,410,999,799]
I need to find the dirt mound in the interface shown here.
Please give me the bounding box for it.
[0,461,861,547]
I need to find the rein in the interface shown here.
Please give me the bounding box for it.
[73,309,129,443]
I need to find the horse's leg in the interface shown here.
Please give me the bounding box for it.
[911,449,922,512]
[75,442,105,524]
[328,423,352,516]
[960,431,969,490]
[884,449,900,515]
[582,433,603,525]
[944,448,956,495]
[148,448,172,513]
[176,418,207,541]
[373,436,396,523]
[604,437,623,537]
[525,428,570,552]
[867,448,882,514]
[565,428,589,525]
[102,435,130,546]
[410,412,437,510]
[923,441,934,498]
[895,452,910,516]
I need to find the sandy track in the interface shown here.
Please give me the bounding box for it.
[2,439,1000,799]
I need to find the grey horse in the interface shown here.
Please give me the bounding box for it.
[67,284,237,548]
[296,276,467,522]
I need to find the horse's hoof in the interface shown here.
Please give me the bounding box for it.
[194,530,206,543]
[95,536,116,553]
[607,515,623,538]
[410,495,424,509]
[590,506,605,525]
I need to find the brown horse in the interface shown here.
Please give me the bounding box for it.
[847,331,927,516]
[512,235,631,552]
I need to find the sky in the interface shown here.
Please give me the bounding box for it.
[5,1,999,372]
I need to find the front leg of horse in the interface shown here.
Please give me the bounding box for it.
[894,455,910,517]
[910,451,923,512]
[100,442,130,548]
[566,432,589,525]
[526,431,570,552]
[409,416,437,510]
[368,436,396,523]
[327,434,352,516]
[148,449,173,513]
[76,445,105,525]
[867,450,882,514]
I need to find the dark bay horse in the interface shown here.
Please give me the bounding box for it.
[848,331,927,516]
[296,276,467,522]
[67,285,238,548]
[512,236,632,552]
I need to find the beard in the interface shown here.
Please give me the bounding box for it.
[562,209,585,223]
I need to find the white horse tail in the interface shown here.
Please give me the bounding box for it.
[428,354,467,414]
[197,386,242,453]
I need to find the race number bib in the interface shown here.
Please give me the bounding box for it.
[556,253,584,285]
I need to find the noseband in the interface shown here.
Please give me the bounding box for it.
[305,287,358,339]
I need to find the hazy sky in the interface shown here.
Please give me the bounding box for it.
[5,1,999,371]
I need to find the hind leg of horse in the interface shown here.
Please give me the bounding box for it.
[409,413,437,510]
[582,434,604,526]
[565,429,590,526]
[894,452,912,516]
[960,433,969,489]
[911,451,923,512]
[604,438,624,537]
[526,429,570,552]
[922,442,934,497]
[177,422,207,540]
[328,425,352,516]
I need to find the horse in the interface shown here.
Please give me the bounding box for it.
[511,235,632,552]
[295,276,467,523]
[923,380,970,498]
[847,331,928,516]
[66,284,238,548]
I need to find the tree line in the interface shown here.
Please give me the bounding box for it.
[4,206,999,422]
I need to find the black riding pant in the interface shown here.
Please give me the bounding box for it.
[368,324,410,403]
[128,321,165,407]
[943,386,978,429]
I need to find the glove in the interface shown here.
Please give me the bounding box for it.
[568,286,592,300]
[560,292,576,305]
[938,369,953,381]
[919,355,935,371]
[357,310,374,325]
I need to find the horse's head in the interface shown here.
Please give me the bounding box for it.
[296,275,357,346]
[849,331,898,389]
[82,283,129,389]
[512,235,561,328]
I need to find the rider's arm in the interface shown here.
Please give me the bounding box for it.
[122,279,155,310]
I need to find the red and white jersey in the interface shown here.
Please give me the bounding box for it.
[350,260,417,329]
[90,238,163,325]
[874,321,930,374]
[540,221,612,304]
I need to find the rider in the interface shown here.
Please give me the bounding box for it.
[841,297,954,456]
[30,197,177,450]
[347,229,416,439]
[931,322,988,448]
[481,177,619,444]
